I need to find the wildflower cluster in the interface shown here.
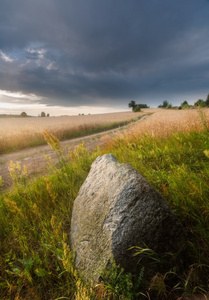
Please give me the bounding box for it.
[4,198,23,217]
[42,130,62,152]
[45,177,58,203]
[204,149,209,158]
[0,175,3,187]
[8,160,28,185]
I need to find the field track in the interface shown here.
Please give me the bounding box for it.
[0,114,150,191]
[1,107,209,192]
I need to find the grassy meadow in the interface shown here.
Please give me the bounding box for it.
[0,111,147,154]
[0,108,209,299]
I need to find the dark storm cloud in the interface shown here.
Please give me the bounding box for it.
[0,0,209,108]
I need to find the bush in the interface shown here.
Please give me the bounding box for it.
[133,105,141,112]
[194,99,206,107]
[20,112,27,117]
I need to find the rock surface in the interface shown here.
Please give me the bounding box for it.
[70,154,184,281]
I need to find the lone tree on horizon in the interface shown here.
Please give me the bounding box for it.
[158,100,169,108]
[128,100,136,110]
[20,112,27,117]
[41,112,46,117]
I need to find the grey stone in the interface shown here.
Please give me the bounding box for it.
[70,154,184,281]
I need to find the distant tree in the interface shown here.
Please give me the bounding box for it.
[47,113,50,117]
[167,103,172,109]
[205,94,209,107]
[41,112,46,117]
[194,99,206,107]
[128,100,136,110]
[133,105,141,112]
[158,100,169,108]
[181,100,188,106]
[162,100,169,108]
[20,112,27,117]
[138,104,150,108]
[181,101,189,109]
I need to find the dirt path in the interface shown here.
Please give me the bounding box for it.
[0,116,148,192]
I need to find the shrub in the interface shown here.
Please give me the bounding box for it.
[133,105,141,112]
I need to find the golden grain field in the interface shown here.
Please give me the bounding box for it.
[0,111,146,153]
[129,108,209,137]
[101,108,209,147]
[1,108,207,154]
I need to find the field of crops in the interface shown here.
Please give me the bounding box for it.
[100,108,209,148]
[125,107,209,138]
[0,110,150,153]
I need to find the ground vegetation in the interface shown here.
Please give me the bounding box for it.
[0,109,209,299]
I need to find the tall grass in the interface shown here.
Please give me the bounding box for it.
[0,143,97,299]
[0,108,209,299]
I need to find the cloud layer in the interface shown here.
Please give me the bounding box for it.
[0,0,209,112]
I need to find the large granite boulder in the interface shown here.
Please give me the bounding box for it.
[70,154,185,281]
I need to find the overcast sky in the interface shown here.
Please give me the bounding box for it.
[0,0,209,115]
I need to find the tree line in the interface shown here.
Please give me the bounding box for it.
[129,94,209,111]
[20,112,50,117]
[158,94,209,109]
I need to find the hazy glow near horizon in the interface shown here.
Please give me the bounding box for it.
[0,101,127,116]
[0,88,129,116]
